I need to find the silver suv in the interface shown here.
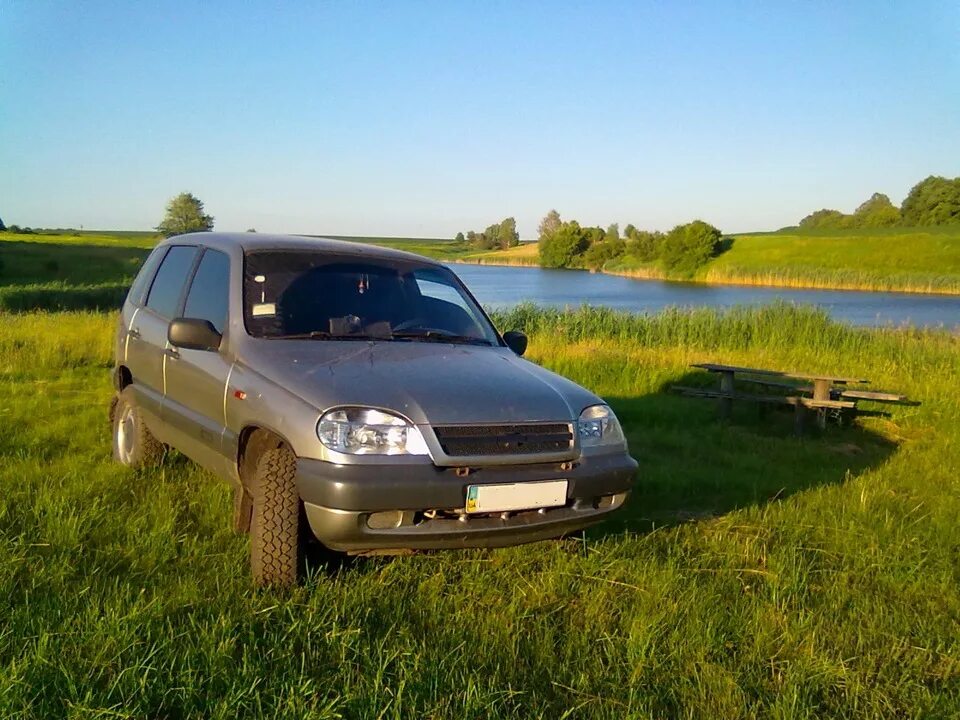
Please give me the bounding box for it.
[111,233,637,585]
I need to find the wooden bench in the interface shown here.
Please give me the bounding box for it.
[673,385,856,434]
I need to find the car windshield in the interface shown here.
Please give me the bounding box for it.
[243,250,500,345]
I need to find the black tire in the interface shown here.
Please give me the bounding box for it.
[111,387,164,469]
[250,447,304,587]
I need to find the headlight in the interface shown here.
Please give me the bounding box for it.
[578,404,625,448]
[318,407,429,456]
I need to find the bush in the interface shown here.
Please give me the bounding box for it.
[624,229,663,261]
[660,221,723,275]
[854,193,901,227]
[538,222,589,268]
[583,238,626,270]
[901,176,960,226]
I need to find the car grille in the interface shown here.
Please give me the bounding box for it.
[432,423,573,457]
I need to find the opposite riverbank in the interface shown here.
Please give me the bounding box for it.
[454,226,960,296]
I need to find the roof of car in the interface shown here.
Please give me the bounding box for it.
[162,232,444,266]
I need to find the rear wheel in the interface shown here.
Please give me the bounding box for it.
[249,447,305,587]
[111,387,164,468]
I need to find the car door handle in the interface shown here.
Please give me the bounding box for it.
[164,348,180,360]
[128,328,141,339]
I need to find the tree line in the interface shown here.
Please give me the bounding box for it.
[455,217,520,251]
[536,210,724,275]
[799,175,960,229]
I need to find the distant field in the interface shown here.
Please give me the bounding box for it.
[0,231,154,312]
[457,241,540,266]
[306,234,474,261]
[609,227,960,294]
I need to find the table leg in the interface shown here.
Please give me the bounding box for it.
[813,378,831,429]
[794,400,807,437]
[719,371,734,420]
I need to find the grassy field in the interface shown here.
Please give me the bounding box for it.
[608,226,960,294]
[455,242,541,267]
[0,300,958,717]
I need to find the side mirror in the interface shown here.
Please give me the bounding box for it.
[168,318,222,352]
[502,330,528,356]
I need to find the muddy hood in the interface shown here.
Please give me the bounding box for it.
[238,340,601,425]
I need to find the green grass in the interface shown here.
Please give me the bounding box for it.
[1,304,958,717]
[608,226,960,293]
[0,232,155,312]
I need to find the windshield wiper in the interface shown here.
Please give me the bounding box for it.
[390,331,493,346]
[271,331,384,341]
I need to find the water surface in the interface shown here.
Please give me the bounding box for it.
[448,264,960,329]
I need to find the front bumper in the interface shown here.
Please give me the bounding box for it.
[296,452,638,552]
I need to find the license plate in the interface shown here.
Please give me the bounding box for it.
[465,480,568,514]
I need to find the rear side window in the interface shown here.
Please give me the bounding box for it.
[145,246,199,319]
[126,246,168,306]
[183,249,231,333]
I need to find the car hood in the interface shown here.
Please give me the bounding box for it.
[237,339,601,425]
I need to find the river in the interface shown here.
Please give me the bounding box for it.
[447,264,960,329]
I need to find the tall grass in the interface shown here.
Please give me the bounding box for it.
[1,307,958,717]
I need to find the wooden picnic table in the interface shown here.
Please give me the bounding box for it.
[691,363,869,406]
[675,363,912,435]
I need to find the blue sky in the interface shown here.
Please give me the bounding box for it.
[2,1,958,237]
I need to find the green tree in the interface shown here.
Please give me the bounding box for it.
[853,193,901,227]
[538,221,589,268]
[625,229,663,261]
[661,220,722,275]
[0,216,5,231]
[799,208,851,229]
[901,176,960,226]
[498,217,519,249]
[156,192,214,237]
[606,223,620,243]
[454,231,465,244]
[583,237,626,269]
[623,223,636,239]
[537,210,562,243]
[482,223,501,250]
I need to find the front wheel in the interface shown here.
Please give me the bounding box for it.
[249,447,305,587]
[111,387,164,468]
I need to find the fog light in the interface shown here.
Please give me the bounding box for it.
[367,510,406,529]
[595,492,628,510]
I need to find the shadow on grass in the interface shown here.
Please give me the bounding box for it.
[716,235,735,256]
[591,370,898,537]
[297,369,899,577]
